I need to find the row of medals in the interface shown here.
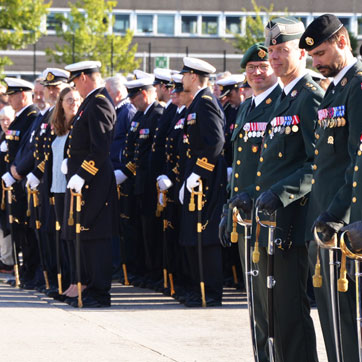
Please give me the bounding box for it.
[318,117,346,129]
[270,124,299,139]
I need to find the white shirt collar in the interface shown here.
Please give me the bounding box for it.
[194,86,208,99]
[144,101,155,115]
[16,104,32,118]
[252,82,279,107]
[40,106,50,116]
[115,98,130,109]
[333,58,357,86]
[85,86,102,99]
[283,71,308,95]
[177,105,186,114]
[165,99,172,109]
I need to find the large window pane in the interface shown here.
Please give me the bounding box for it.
[137,15,153,33]
[47,12,62,31]
[226,16,241,34]
[113,14,129,33]
[358,17,362,35]
[158,15,174,35]
[339,17,350,31]
[182,16,197,34]
[202,16,218,35]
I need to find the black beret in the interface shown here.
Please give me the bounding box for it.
[299,14,343,51]
[240,43,269,69]
[264,16,305,47]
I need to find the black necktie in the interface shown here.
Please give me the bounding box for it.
[325,81,335,95]
[248,99,255,114]
[280,91,287,100]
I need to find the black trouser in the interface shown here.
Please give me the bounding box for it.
[185,244,223,301]
[81,238,112,304]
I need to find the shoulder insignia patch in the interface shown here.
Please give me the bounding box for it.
[27,110,37,116]
[96,94,106,99]
[202,95,212,101]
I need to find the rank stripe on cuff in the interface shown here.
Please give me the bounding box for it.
[81,160,99,176]
[196,157,215,172]
[37,160,45,173]
[126,162,136,175]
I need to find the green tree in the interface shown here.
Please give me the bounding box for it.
[348,31,359,57]
[46,0,139,76]
[0,0,50,75]
[229,0,275,54]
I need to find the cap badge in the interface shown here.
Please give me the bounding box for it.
[305,37,314,46]
[258,49,267,59]
[266,98,272,104]
[272,39,277,45]
[341,78,347,87]
[291,90,298,97]
[46,72,55,81]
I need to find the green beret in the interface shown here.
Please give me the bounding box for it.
[240,43,269,69]
[264,16,305,47]
[299,14,343,51]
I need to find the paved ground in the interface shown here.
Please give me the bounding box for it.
[0,273,327,362]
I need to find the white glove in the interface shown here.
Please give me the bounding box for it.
[157,175,173,191]
[186,172,200,193]
[179,183,185,205]
[1,172,16,187]
[227,167,233,183]
[26,172,40,190]
[114,169,128,185]
[67,174,85,193]
[61,158,68,175]
[0,141,8,152]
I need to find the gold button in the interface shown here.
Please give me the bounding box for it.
[259,157,264,162]
[289,195,295,199]
[85,185,89,189]
[315,149,319,155]
[238,147,242,152]
[256,186,260,191]
[234,187,239,192]
[353,182,357,187]
[236,160,241,165]
[315,133,319,139]
[235,173,239,178]
[353,197,357,203]
[235,124,238,128]
[268,130,272,134]
[264,144,267,149]
[239,133,243,138]
[355,166,359,172]
[257,171,261,176]
[311,179,315,184]
[312,164,317,170]
[358,151,362,156]
[278,152,283,158]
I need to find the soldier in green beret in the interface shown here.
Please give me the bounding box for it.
[219,42,281,361]
[300,13,362,362]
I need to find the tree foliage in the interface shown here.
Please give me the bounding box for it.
[0,0,50,74]
[46,0,140,76]
[230,0,275,54]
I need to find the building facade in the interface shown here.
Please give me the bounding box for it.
[1,0,362,78]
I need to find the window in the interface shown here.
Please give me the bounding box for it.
[157,15,174,35]
[182,16,198,34]
[202,16,218,35]
[137,15,153,33]
[113,14,129,33]
[358,17,362,35]
[226,16,242,34]
[47,12,63,31]
[339,17,351,31]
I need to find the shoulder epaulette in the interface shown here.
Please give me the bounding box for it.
[27,110,37,116]
[304,82,317,92]
[202,95,212,100]
[356,71,362,76]
[96,94,106,99]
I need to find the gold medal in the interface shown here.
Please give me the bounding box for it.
[285,126,291,135]
[292,125,299,133]
[341,117,346,126]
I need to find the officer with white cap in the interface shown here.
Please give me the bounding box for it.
[178,57,226,307]
[1,77,39,288]
[62,60,117,307]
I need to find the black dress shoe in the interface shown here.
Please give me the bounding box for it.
[72,296,110,308]
[64,296,78,305]
[184,296,222,308]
